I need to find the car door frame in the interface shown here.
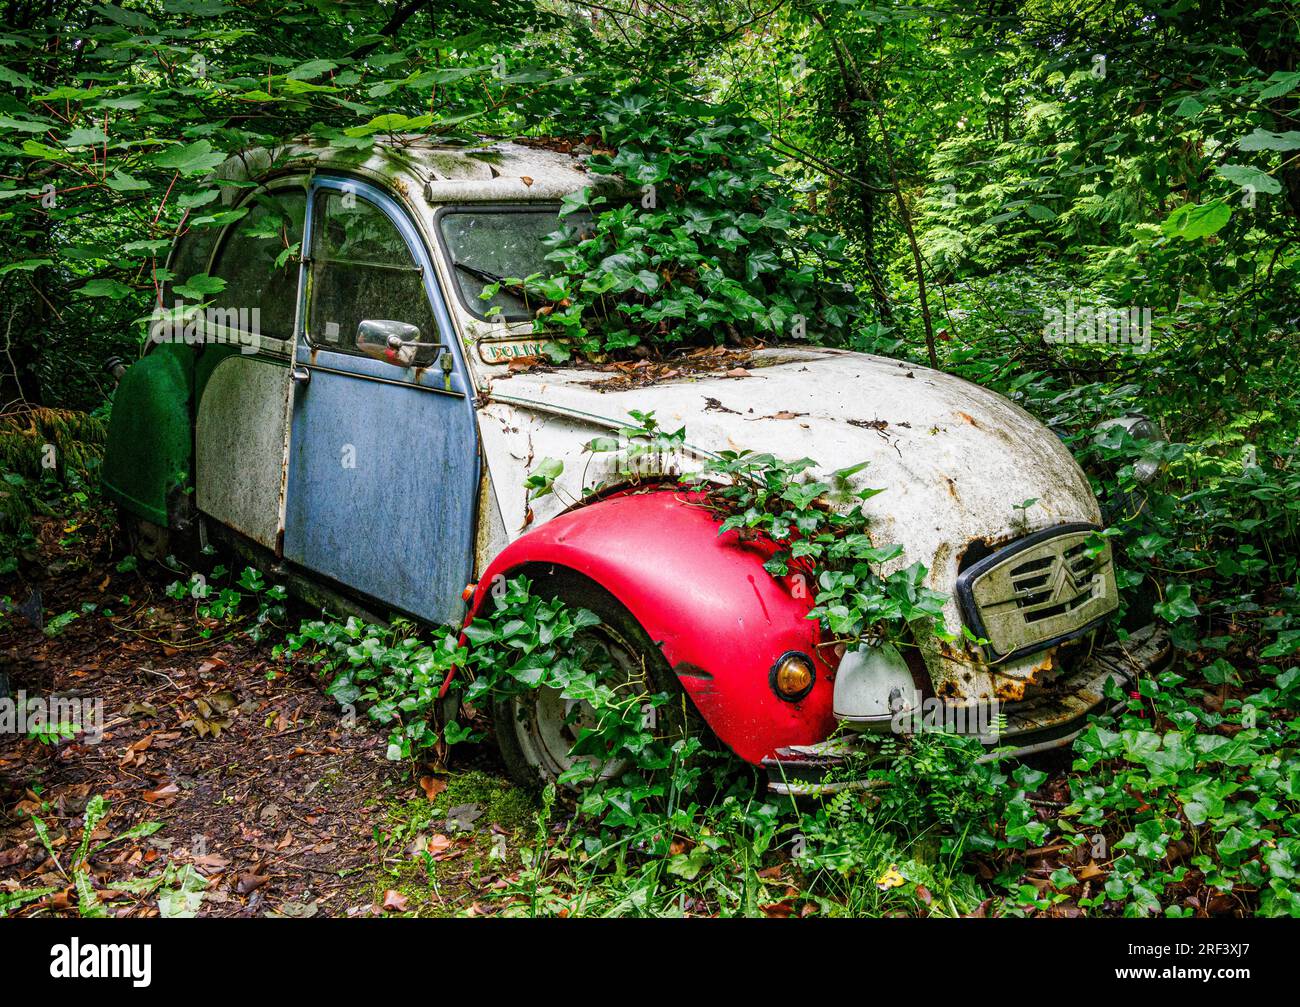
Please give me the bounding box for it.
[280,172,482,624]
[191,175,307,554]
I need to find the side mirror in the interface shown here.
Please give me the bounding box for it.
[356,319,429,367]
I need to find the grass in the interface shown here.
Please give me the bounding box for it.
[355,768,540,917]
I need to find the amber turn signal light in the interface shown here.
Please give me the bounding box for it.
[771,652,815,702]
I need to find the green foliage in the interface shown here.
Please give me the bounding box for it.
[502,86,855,356]
[6,794,182,918]
[0,406,105,571]
[281,616,465,762]
[164,564,287,643]
[1022,643,1300,919]
[462,574,719,843]
[0,0,561,405]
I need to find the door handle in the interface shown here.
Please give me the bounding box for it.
[290,364,311,385]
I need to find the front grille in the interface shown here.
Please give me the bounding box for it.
[956,523,1118,662]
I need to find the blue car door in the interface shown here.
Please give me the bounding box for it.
[282,176,478,624]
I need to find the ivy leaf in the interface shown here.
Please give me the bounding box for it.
[1261,631,1300,659]
[1153,583,1200,622]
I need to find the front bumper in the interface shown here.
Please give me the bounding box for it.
[763,623,1172,796]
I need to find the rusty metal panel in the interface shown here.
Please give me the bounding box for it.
[195,354,291,550]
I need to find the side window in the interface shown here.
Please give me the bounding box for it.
[307,190,438,365]
[208,189,306,342]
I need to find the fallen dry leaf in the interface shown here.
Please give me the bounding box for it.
[382,890,409,912]
[142,782,179,803]
[236,872,268,895]
[419,776,448,801]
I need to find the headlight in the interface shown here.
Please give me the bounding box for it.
[770,652,815,702]
[1127,417,1159,443]
[1094,414,1163,484]
[1126,417,1162,483]
[1133,456,1161,483]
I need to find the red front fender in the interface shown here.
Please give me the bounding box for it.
[465,489,836,765]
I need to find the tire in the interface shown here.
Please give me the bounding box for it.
[492,571,703,791]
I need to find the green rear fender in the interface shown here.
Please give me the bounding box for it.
[102,343,195,526]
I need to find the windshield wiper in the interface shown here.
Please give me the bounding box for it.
[454,261,507,285]
[454,261,536,301]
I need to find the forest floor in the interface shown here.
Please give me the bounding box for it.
[0,507,542,918]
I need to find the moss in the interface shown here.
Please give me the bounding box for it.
[437,769,538,832]
[350,769,540,917]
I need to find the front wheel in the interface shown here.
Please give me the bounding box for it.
[491,575,702,790]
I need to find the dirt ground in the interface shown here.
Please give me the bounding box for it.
[0,509,539,918]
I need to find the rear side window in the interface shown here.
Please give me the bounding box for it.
[306,190,437,364]
[208,189,306,341]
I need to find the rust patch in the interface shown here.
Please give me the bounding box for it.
[995,678,1027,701]
[935,679,962,700]
[931,541,954,578]
[956,529,1023,575]
[993,648,1057,701]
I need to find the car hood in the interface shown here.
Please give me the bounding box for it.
[474,346,1103,698]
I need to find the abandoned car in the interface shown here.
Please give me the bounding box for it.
[101,139,1171,792]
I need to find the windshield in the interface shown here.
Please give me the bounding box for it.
[438,207,590,321]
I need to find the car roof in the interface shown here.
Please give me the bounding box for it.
[212,135,621,203]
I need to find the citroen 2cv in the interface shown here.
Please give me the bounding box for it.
[102,138,1170,792]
